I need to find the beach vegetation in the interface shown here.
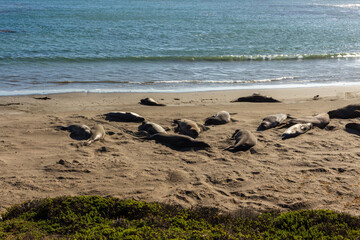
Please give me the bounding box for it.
[1,196,360,239]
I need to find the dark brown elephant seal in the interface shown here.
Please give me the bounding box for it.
[225,129,257,152]
[258,113,288,130]
[173,119,209,138]
[289,113,330,129]
[138,121,166,135]
[232,93,280,103]
[86,124,106,145]
[205,111,236,125]
[59,124,92,140]
[328,105,360,119]
[345,123,360,132]
[282,123,313,139]
[105,111,145,122]
[147,133,210,149]
[140,97,166,106]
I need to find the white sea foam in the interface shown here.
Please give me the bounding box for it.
[142,77,297,85]
[313,3,360,9]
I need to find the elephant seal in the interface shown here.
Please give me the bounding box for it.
[105,111,145,122]
[258,113,288,130]
[138,121,166,135]
[345,123,360,132]
[173,119,209,138]
[282,123,313,139]
[140,97,166,106]
[232,93,280,103]
[205,111,236,125]
[147,133,210,149]
[289,113,330,129]
[60,124,92,140]
[225,129,257,152]
[86,124,106,145]
[328,105,360,119]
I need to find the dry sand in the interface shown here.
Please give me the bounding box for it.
[0,86,360,215]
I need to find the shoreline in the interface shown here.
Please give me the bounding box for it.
[0,85,360,215]
[1,82,360,98]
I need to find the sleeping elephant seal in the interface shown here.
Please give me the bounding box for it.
[231,93,280,103]
[86,124,106,145]
[225,129,257,152]
[105,111,145,122]
[140,97,166,106]
[138,121,166,135]
[173,119,209,138]
[328,105,360,119]
[258,113,288,130]
[148,133,210,149]
[60,124,92,140]
[282,123,313,139]
[345,123,360,132]
[205,111,236,125]
[289,113,330,129]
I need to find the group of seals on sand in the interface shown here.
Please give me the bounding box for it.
[258,104,360,139]
[328,104,360,135]
[288,113,330,129]
[327,104,360,134]
[60,99,360,152]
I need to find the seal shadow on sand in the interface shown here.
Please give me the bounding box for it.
[149,140,212,152]
[69,132,90,141]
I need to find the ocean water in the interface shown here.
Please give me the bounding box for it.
[1,0,360,95]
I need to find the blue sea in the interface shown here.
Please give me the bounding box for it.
[1,0,360,96]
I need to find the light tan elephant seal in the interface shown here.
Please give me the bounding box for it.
[86,124,106,145]
[205,111,237,125]
[138,121,166,135]
[225,129,257,152]
[173,119,209,138]
[282,123,313,139]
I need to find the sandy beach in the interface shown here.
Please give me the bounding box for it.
[0,85,360,216]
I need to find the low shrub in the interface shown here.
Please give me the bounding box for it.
[1,196,360,239]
